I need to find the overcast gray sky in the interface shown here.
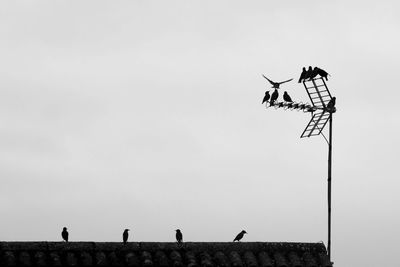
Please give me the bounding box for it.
[1,1,399,266]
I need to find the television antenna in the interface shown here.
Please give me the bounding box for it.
[262,70,336,262]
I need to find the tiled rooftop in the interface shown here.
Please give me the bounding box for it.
[0,242,332,267]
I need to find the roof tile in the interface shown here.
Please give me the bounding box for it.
[245,251,258,267]
[81,251,92,266]
[34,251,47,266]
[199,251,213,267]
[273,252,288,267]
[230,251,244,267]
[258,251,273,267]
[185,251,197,267]
[65,251,77,266]
[170,250,183,266]
[3,251,16,266]
[19,251,31,266]
[94,251,108,266]
[288,251,302,267]
[49,252,62,266]
[155,251,169,267]
[108,251,123,267]
[125,252,139,267]
[214,251,229,267]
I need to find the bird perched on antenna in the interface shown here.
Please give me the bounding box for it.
[283,91,293,103]
[175,229,183,244]
[233,230,247,242]
[262,91,270,104]
[315,67,330,81]
[304,66,313,81]
[123,229,129,244]
[309,67,319,80]
[270,89,279,105]
[298,67,307,83]
[262,75,293,89]
[327,97,336,110]
[62,227,69,242]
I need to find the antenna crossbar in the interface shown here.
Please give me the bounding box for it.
[303,78,332,108]
[300,111,331,138]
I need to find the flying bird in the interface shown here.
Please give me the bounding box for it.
[298,67,307,83]
[262,91,270,104]
[270,89,279,104]
[262,75,293,89]
[175,229,183,243]
[62,227,69,242]
[233,230,247,242]
[283,91,293,103]
[123,229,129,244]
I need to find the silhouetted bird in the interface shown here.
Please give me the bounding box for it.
[298,67,307,83]
[304,66,313,81]
[309,67,319,80]
[62,227,68,242]
[327,97,336,110]
[262,75,293,89]
[123,229,129,244]
[175,229,183,243]
[316,67,330,81]
[270,89,279,104]
[233,230,247,242]
[262,91,270,104]
[283,91,293,103]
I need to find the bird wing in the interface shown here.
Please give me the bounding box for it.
[278,78,293,84]
[262,75,275,85]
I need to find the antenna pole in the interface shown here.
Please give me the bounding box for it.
[327,114,333,260]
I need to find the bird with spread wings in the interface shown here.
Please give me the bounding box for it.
[262,75,293,89]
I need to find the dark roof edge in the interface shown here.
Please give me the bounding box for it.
[0,241,327,253]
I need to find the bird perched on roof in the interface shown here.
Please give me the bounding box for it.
[283,91,293,103]
[233,230,247,242]
[123,229,129,244]
[270,89,279,105]
[298,67,307,83]
[175,229,183,243]
[327,97,336,110]
[62,227,69,242]
[262,91,270,104]
[262,75,293,89]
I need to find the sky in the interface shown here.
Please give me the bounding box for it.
[1,1,400,266]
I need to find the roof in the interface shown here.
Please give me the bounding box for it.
[0,242,332,267]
